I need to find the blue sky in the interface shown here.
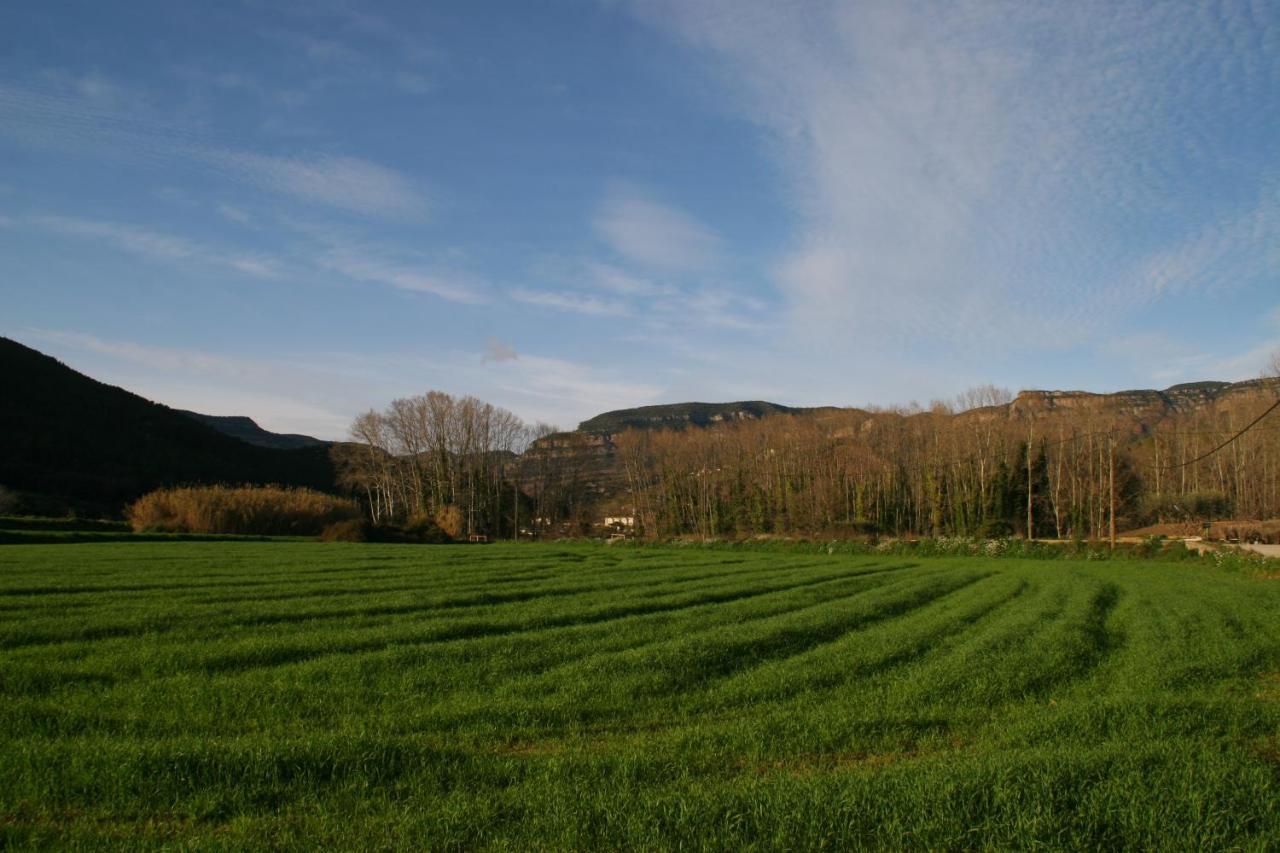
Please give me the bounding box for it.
[3,0,1279,438]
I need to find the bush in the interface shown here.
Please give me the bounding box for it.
[318,515,454,545]
[127,485,360,536]
[402,513,453,544]
[318,518,372,542]
[435,505,464,540]
[1137,491,1232,525]
[978,519,1014,539]
[0,485,18,515]
[1134,535,1165,558]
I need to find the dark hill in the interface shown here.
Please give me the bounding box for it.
[578,401,840,434]
[0,337,335,515]
[177,411,326,450]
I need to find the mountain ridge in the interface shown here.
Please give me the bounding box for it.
[575,379,1274,435]
[578,401,843,434]
[0,336,336,515]
[176,411,327,450]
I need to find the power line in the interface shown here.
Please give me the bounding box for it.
[769,396,1280,475]
[1143,398,1280,471]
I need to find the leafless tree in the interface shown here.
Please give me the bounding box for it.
[340,390,529,538]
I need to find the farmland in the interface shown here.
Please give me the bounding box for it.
[1,540,1278,849]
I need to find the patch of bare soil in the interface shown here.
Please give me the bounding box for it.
[1123,519,1280,544]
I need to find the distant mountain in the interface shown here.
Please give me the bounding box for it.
[0,337,335,515]
[177,411,327,450]
[577,381,1275,436]
[578,401,841,434]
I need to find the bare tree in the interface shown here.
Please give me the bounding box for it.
[341,391,529,538]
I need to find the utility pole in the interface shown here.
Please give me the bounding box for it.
[1108,436,1117,550]
[1027,423,1034,541]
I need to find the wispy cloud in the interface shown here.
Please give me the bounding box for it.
[626,0,1280,353]
[305,3,444,66]
[1126,187,1280,304]
[518,255,768,331]
[479,352,664,426]
[269,30,362,64]
[321,248,489,304]
[217,204,254,226]
[1103,331,1280,387]
[584,261,667,296]
[650,285,767,331]
[0,75,427,218]
[30,215,281,278]
[202,151,426,218]
[18,328,368,438]
[594,187,721,271]
[509,287,629,316]
[14,327,664,438]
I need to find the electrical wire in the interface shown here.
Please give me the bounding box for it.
[1141,397,1280,471]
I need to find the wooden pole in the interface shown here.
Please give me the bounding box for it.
[1108,437,1117,550]
[1027,423,1034,540]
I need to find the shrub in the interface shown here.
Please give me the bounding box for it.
[318,518,372,542]
[0,485,18,516]
[1137,491,1232,525]
[413,516,455,543]
[127,485,360,536]
[319,515,454,545]
[1134,535,1165,559]
[978,519,1014,539]
[435,505,465,540]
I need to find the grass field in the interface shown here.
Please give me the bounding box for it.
[1,540,1278,849]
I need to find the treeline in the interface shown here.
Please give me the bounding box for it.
[615,385,1280,539]
[337,380,1280,541]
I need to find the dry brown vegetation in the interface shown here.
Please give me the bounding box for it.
[335,366,1280,541]
[613,382,1280,540]
[127,485,359,536]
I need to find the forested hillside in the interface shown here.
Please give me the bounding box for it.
[0,337,335,515]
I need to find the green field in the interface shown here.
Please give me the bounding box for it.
[1,541,1278,849]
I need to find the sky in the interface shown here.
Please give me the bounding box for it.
[2,0,1279,439]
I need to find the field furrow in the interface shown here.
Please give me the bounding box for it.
[1,542,1278,850]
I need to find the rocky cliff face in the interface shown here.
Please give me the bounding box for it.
[1007,379,1274,420]
[516,431,623,499]
[578,401,839,434]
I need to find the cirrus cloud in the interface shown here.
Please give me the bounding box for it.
[594,187,722,271]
